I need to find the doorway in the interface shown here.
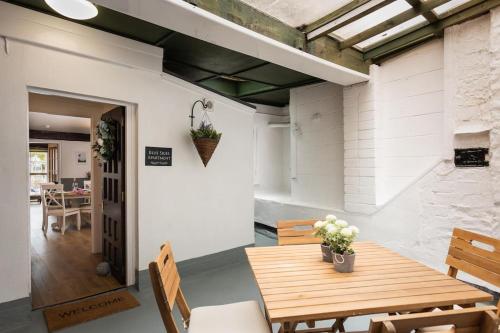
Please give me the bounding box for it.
[28,93,128,309]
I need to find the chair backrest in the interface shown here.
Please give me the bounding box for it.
[277,220,322,246]
[368,307,498,333]
[446,228,500,287]
[149,243,191,333]
[83,180,91,190]
[41,184,65,211]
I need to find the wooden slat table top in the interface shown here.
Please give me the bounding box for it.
[245,242,493,324]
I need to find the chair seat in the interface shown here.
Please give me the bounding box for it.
[47,207,80,215]
[416,325,455,333]
[188,300,270,333]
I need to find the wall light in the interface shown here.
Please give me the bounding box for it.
[45,0,98,20]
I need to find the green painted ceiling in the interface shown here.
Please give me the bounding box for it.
[4,0,322,107]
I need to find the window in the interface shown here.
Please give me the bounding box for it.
[30,150,48,194]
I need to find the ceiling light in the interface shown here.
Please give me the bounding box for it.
[45,0,98,20]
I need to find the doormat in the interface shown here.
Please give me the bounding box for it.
[43,290,140,332]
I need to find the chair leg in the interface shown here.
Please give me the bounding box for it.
[76,212,81,231]
[61,215,66,235]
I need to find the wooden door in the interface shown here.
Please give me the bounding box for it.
[101,107,126,284]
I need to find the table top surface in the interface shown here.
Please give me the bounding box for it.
[245,242,493,324]
[55,191,91,198]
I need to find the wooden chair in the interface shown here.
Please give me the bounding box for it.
[80,196,92,226]
[369,307,498,333]
[446,228,499,313]
[149,242,271,333]
[277,220,322,246]
[41,184,81,235]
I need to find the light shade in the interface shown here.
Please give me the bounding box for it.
[45,0,98,20]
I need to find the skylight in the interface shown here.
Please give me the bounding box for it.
[331,0,413,40]
[355,15,428,50]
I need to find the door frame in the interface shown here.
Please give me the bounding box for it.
[27,86,138,287]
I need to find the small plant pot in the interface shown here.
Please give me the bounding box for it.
[332,252,355,273]
[321,244,333,263]
[192,137,220,167]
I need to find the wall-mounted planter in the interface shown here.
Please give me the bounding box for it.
[193,137,220,167]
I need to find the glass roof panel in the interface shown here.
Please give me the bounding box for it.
[432,0,470,17]
[239,0,354,27]
[331,0,412,40]
[355,15,428,49]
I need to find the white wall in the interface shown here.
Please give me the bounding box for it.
[254,105,290,195]
[0,3,255,303]
[289,83,344,210]
[377,40,444,204]
[30,139,92,179]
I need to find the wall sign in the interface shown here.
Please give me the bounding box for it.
[145,147,172,166]
[454,148,489,167]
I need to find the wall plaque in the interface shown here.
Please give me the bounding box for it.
[145,147,172,166]
[454,148,489,167]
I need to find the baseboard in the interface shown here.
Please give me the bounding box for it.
[137,243,254,290]
[0,297,31,332]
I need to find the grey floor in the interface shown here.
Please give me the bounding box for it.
[4,226,464,333]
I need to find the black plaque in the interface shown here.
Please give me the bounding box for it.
[145,147,172,166]
[454,148,489,167]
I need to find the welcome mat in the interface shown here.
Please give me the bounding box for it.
[43,290,140,332]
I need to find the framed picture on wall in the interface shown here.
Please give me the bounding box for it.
[76,152,87,164]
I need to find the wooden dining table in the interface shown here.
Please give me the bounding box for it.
[245,242,493,333]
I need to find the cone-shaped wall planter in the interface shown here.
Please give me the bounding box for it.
[193,137,220,167]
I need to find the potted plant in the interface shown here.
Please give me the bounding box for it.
[324,220,360,273]
[190,121,222,167]
[314,214,338,263]
[92,119,117,162]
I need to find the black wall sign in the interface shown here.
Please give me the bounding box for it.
[454,148,489,167]
[145,147,172,166]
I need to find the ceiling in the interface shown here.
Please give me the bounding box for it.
[4,0,323,107]
[239,0,354,28]
[29,112,91,134]
[241,0,493,52]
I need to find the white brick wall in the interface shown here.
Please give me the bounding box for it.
[377,40,444,204]
[289,83,344,209]
[343,66,379,214]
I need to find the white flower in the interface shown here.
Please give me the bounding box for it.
[335,220,348,228]
[326,224,337,234]
[349,226,360,235]
[314,220,326,229]
[325,214,337,222]
[97,138,104,146]
[340,228,353,237]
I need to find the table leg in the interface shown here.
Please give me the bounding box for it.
[331,318,346,333]
[280,322,293,333]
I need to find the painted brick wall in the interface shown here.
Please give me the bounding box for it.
[289,82,344,209]
[343,67,379,214]
[377,40,444,204]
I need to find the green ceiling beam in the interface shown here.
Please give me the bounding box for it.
[184,0,370,74]
[237,81,278,97]
[305,0,396,41]
[303,0,372,33]
[339,0,451,50]
[405,0,439,23]
[364,0,500,61]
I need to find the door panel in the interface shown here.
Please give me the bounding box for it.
[101,107,126,284]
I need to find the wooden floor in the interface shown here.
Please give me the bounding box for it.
[31,204,122,309]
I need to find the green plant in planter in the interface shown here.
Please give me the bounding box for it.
[190,121,222,140]
[190,121,222,167]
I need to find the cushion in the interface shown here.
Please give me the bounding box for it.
[188,300,270,333]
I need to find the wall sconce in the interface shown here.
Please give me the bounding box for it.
[190,98,213,127]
